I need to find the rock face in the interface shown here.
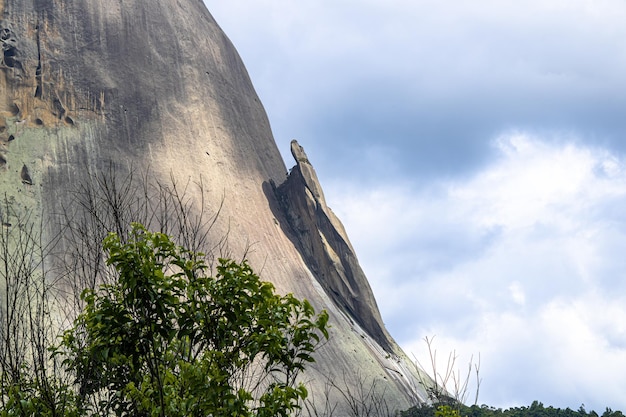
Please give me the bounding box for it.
[0,0,431,411]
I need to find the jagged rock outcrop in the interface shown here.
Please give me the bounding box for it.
[0,0,431,411]
[276,140,393,352]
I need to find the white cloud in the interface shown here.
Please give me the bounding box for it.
[508,281,526,307]
[325,134,626,410]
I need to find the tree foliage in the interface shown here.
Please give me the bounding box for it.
[2,223,328,416]
[401,401,625,417]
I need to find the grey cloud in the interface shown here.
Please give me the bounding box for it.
[207,0,626,183]
[300,73,626,184]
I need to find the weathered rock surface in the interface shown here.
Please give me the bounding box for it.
[0,0,431,411]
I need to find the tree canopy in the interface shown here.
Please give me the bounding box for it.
[401,401,625,417]
[2,223,328,416]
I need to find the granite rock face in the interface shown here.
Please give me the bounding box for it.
[0,0,431,410]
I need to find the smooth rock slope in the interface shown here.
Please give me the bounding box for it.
[0,0,431,410]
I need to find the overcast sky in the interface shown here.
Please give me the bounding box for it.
[204,1,626,411]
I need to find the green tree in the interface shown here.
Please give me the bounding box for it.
[56,223,329,416]
[436,405,462,417]
[401,402,626,417]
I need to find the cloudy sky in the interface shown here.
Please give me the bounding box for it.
[204,0,626,411]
